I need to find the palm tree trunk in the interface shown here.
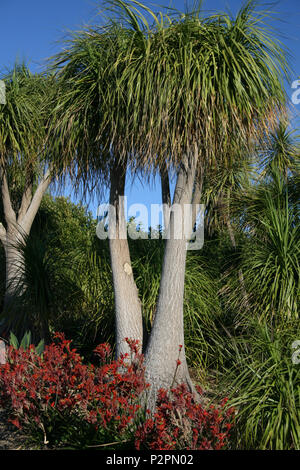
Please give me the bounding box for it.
[3,230,26,309]
[109,160,143,357]
[0,224,28,336]
[144,149,199,408]
[191,163,204,230]
[0,165,51,332]
[159,162,171,231]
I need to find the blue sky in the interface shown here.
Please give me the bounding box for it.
[1,0,299,225]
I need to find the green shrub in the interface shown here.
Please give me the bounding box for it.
[222,321,300,449]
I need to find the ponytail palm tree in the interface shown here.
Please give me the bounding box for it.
[0,66,57,324]
[260,121,300,179]
[226,168,299,325]
[52,0,289,404]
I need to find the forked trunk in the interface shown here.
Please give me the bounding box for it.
[144,150,199,408]
[109,161,143,357]
[0,165,51,334]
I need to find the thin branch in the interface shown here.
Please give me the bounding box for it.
[17,183,33,224]
[20,168,51,233]
[87,439,129,448]
[0,165,16,226]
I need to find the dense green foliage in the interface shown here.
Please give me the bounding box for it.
[0,162,298,450]
[0,0,299,451]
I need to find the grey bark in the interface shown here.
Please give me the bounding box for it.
[144,149,199,408]
[0,166,51,315]
[159,163,171,232]
[3,234,25,311]
[191,164,204,230]
[18,169,51,233]
[109,161,143,357]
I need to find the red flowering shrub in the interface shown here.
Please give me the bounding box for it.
[0,334,235,449]
[135,385,235,450]
[0,333,147,447]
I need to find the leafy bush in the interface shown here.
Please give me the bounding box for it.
[222,322,300,450]
[0,333,146,448]
[135,385,235,450]
[0,334,235,450]
[223,173,299,326]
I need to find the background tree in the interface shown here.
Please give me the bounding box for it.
[0,66,58,331]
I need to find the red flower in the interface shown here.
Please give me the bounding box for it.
[0,333,235,450]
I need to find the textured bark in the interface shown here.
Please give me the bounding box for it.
[18,169,51,233]
[3,231,26,311]
[144,150,199,408]
[0,165,23,310]
[0,223,5,245]
[109,161,143,357]
[0,166,16,227]
[159,163,171,231]
[0,166,51,321]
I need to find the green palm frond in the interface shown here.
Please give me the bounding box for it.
[50,0,289,186]
[223,321,300,450]
[260,121,300,178]
[222,170,299,325]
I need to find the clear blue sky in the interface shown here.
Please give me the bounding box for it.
[1,0,299,225]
